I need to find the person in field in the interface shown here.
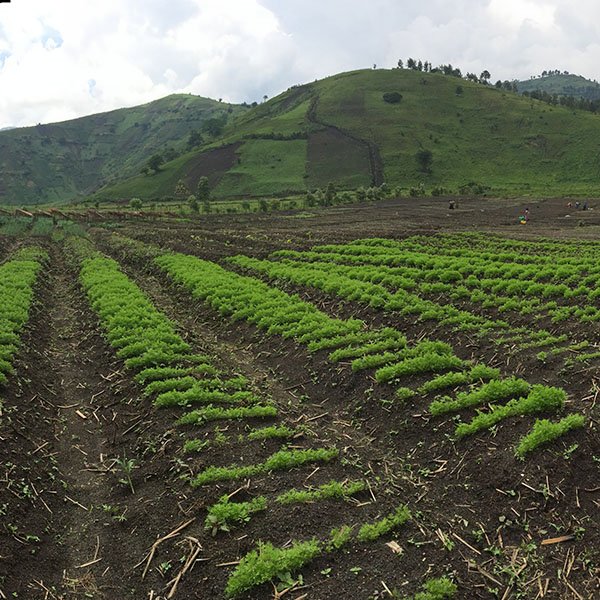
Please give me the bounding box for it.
[524,208,530,221]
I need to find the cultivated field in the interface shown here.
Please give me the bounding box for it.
[0,197,599,600]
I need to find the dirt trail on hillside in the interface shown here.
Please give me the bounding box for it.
[307,95,384,186]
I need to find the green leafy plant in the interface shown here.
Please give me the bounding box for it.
[113,453,136,494]
[205,495,267,535]
[356,505,411,542]
[225,540,321,597]
[516,414,585,457]
[276,480,366,504]
[430,377,530,416]
[192,447,338,486]
[455,385,566,438]
[397,576,457,599]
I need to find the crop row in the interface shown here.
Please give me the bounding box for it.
[344,233,600,271]
[75,236,428,597]
[152,252,475,389]
[270,236,600,325]
[226,255,573,356]
[366,232,600,265]
[65,237,277,429]
[0,246,48,386]
[226,254,507,333]
[149,248,583,457]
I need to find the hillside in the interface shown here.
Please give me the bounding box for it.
[94,68,600,202]
[0,95,247,206]
[517,72,600,100]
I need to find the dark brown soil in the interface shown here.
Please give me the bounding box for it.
[1,197,599,600]
[184,142,243,192]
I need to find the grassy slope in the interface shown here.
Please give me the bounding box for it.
[312,69,600,195]
[90,69,600,202]
[0,95,247,206]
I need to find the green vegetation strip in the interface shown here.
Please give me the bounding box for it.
[0,247,48,386]
[153,252,466,385]
[191,447,338,486]
[455,385,566,438]
[227,254,505,332]
[276,480,366,504]
[516,414,585,457]
[430,377,531,416]
[205,495,267,534]
[418,365,500,394]
[270,234,600,326]
[65,238,274,421]
[225,504,411,597]
[401,577,457,600]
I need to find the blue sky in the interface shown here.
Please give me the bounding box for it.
[0,0,599,128]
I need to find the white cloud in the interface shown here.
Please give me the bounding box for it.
[0,0,297,128]
[0,0,600,128]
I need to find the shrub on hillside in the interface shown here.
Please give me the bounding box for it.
[383,92,403,104]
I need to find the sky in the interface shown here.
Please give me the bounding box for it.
[1,0,600,129]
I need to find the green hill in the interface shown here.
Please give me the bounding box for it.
[517,73,600,101]
[94,68,600,201]
[0,95,247,206]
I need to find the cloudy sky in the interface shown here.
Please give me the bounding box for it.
[1,0,599,128]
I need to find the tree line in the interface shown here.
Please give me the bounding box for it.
[521,89,600,113]
[397,57,518,92]
[398,58,600,112]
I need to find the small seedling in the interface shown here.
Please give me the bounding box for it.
[113,453,136,494]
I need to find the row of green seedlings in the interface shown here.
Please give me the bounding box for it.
[424,374,584,457]
[110,238,580,457]
[205,479,366,535]
[264,249,600,358]
[64,237,277,440]
[222,499,455,599]
[345,235,600,319]
[150,252,475,391]
[375,231,600,323]
[228,254,572,355]
[0,246,48,387]
[227,254,509,334]
[271,239,600,325]
[383,232,600,266]
[331,234,600,276]
[245,254,598,358]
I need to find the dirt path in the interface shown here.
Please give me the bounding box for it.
[41,249,120,598]
[0,246,152,598]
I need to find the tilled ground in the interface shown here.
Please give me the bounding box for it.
[1,197,599,599]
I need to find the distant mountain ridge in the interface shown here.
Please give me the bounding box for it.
[93,68,600,201]
[4,67,600,206]
[517,72,600,101]
[0,94,247,206]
